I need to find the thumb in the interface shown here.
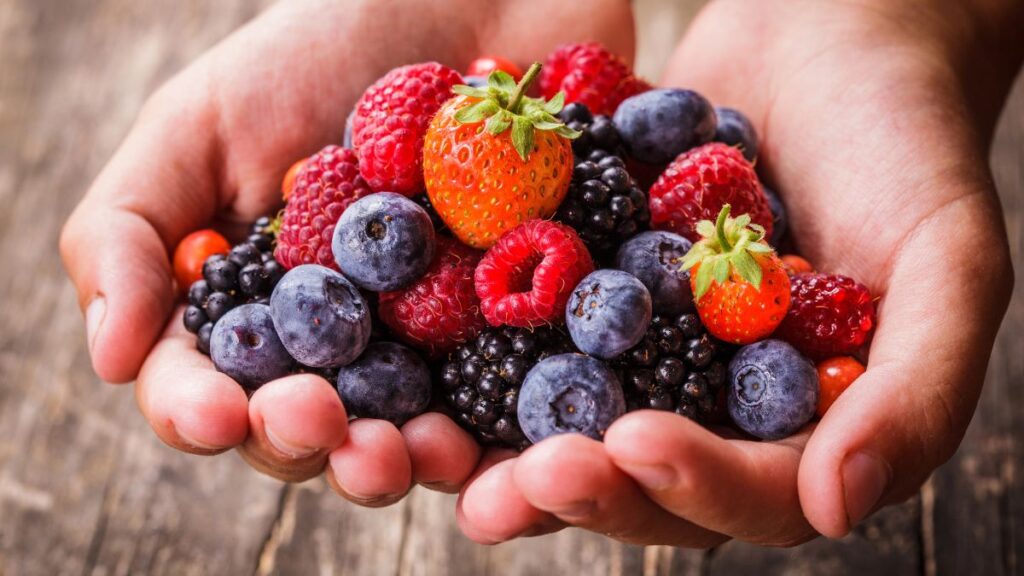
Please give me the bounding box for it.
[798,192,1013,537]
[60,91,220,383]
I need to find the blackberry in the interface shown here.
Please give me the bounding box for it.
[184,216,284,355]
[439,326,574,450]
[556,150,650,257]
[559,103,625,160]
[611,313,735,423]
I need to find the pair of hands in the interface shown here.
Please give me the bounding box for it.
[60,0,1017,547]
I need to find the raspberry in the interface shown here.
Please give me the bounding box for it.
[475,220,594,328]
[378,236,487,357]
[275,146,372,270]
[352,62,463,194]
[649,142,772,242]
[540,43,649,116]
[775,273,876,359]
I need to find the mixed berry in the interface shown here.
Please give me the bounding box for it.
[175,44,878,443]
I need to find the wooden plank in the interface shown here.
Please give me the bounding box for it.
[927,70,1024,576]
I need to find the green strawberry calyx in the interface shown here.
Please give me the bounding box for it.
[451,62,580,161]
[679,204,776,301]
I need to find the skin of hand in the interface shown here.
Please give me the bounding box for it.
[60,0,635,500]
[456,0,1022,545]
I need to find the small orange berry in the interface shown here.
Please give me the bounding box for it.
[173,229,230,292]
[281,158,308,200]
[781,254,814,275]
[816,356,866,416]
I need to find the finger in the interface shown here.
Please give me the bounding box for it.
[514,434,727,547]
[800,199,1012,537]
[60,89,221,384]
[237,374,348,483]
[326,419,412,507]
[605,411,816,545]
[401,413,482,493]
[136,308,249,454]
[456,450,563,544]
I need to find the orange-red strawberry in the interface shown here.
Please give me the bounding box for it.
[680,205,790,344]
[423,63,578,249]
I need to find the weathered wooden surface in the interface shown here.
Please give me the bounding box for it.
[0,0,1019,574]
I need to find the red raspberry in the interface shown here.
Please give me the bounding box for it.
[649,142,772,242]
[775,273,876,359]
[475,220,594,328]
[539,43,649,116]
[352,62,463,195]
[275,146,372,270]
[378,236,487,357]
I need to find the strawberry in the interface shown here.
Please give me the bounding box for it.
[680,204,791,344]
[423,63,577,249]
[539,43,650,116]
[351,62,463,195]
[649,142,772,242]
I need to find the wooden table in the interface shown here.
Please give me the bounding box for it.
[0,1,1020,574]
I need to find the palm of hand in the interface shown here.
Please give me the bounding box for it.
[454,0,1013,546]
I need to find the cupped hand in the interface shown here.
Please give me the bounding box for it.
[59,0,635,499]
[457,0,1018,545]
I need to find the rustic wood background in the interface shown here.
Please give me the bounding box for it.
[0,0,1020,574]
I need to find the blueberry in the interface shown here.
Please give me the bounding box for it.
[713,106,759,161]
[332,192,436,291]
[727,339,818,440]
[613,89,717,164]
[211,304,293,389]
[270,264,371,367]
[343,110,355,148]
[763,185,787,246]
[335,342,431,426]
[463,75,488,88]
[614,231,695,314]
[566,270,652,359]
[517,353,626,443]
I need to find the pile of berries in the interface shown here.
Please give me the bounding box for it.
[173,45,876,446]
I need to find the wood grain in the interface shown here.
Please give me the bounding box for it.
[0,0,1020,574]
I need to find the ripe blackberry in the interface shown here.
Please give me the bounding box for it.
[558,102,624,160]
[556,150,650,257]
[439,326,575,450]
[184,216,285,355]
[611,313,734,423]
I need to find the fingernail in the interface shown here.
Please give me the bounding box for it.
[85,296,106,352]
[265,426,317,459]
[618,463,677,490]
[842,451,891,529]
[175,426,224,451]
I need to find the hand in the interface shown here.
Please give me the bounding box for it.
[60,0,634,499]
[455,0,1020,545]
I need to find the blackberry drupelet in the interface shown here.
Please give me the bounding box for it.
[439,326,575,450]
[612,313,734,423]
[184,216,285,354]
[556,150,651,257]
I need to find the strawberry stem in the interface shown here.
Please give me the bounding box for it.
[715,204,733,251]
[507,62,542,114]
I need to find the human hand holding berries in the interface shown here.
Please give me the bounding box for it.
[59,0,636,498]
[456,0,1020,548]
